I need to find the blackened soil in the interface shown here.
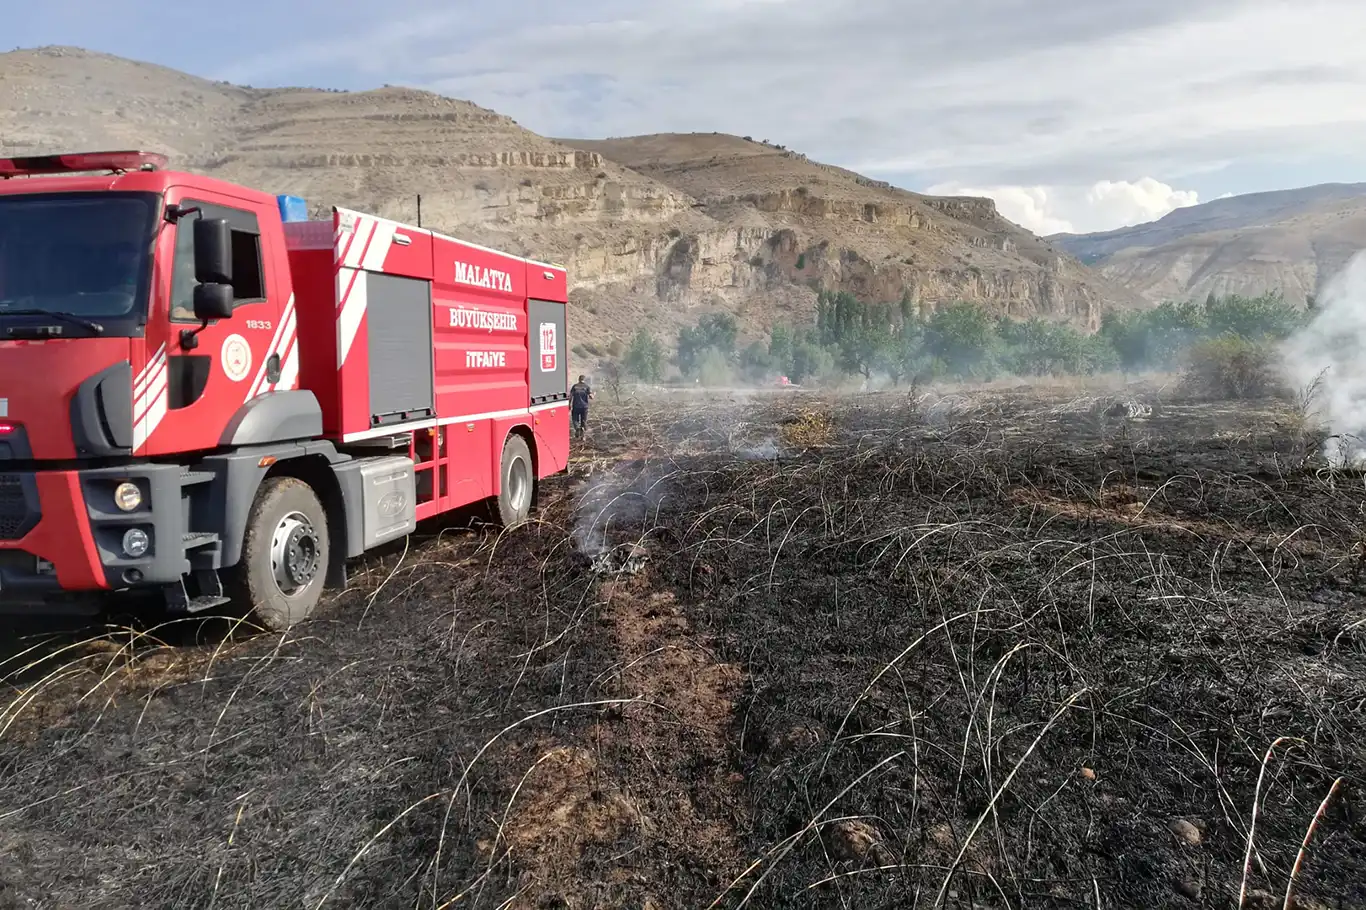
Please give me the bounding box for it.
[1,385,1364,910]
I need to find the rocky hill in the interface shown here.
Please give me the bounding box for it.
[563,133,1144,328]
[1048,184,1366,306]
[2,46,1144,349]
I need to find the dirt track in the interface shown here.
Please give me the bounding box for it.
[2,384,1365,909]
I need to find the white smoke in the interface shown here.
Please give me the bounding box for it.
[1280,250,1366,465]
[570,461,668,560]
[733,437,779,460]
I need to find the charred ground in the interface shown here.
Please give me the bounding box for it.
[1,383,1364,909]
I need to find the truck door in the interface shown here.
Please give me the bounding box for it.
[140,191,285,456]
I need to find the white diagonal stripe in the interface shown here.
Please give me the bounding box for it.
[344,216,375,269]
[132,365,168,449]
[133,361,166,423]
[337,267,367,367]
[248,296,296,399]
[360,221,397,271]
[247,294,293,398]
[133,344,167,407]
[275,335,299,392]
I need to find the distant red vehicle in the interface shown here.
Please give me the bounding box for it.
[0,150,570,628]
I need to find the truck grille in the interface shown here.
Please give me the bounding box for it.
[0,474,39,541]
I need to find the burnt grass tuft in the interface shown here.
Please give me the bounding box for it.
[2,385,1365,909]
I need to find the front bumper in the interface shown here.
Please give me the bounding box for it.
[0,465,193,603]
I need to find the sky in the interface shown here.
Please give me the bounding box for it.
[9,0,1366,235]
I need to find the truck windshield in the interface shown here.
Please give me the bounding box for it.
[0,191,157,320]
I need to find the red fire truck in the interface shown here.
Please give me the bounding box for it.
[0,150,570,629]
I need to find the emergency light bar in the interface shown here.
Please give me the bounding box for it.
[0,150,169,179]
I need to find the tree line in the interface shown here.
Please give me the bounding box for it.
[610,289,1310,389]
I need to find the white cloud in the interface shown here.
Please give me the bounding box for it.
[925,178,1200,234]
[138,0,1366,209]
[393,0,1366,191]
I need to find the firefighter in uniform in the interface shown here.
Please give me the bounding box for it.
[569,374,594,439]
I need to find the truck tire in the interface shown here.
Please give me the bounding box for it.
[227,476,330,631]
[494,434,534,528]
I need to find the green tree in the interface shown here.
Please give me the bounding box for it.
[815,290,903,379]
[898,289,917,324]
[696,346,734,386]
[624,329,664,383]
[790,340,834,384]
[739,340,774,381]
[884,321,929,385]
[1203,292,1304,341]
[768,324,795,376]
[1141,300,1207,368]
[678,312,739,377]
[924,302,999,379]
[998,318,1115,376]
[1099,311,1148,372]
[1078,332,1121,374]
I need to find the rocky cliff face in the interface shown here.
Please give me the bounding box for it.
[1,47,1143,348]
[566,134,1137,333]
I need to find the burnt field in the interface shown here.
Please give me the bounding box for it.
[2,383,1365,909]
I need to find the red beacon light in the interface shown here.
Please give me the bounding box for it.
[0,423,17,435]
[0,150,169,179]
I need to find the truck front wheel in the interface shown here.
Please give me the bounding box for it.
[495,434,534,528]
[228,476,330,631]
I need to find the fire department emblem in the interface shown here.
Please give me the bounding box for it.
[221,334,252,382]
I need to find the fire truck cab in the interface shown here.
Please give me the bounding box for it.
[0,150,571,629]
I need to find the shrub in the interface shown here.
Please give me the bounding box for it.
[779,408,835,447]
[696,347,734,386]
[790,341,836,385]
[599,361,624,402]
[739,340,774,381]
[1180,336,1282,400]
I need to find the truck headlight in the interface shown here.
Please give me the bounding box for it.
[122,528,150,558]
[113,482,142,512]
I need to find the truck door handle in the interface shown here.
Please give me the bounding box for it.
[393,233,412,246]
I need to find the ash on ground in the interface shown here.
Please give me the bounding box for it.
[1102,397,1153,419]
[580,541,650,575]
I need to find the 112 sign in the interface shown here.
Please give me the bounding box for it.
[539,323,556,371]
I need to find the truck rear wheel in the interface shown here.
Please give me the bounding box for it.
[228,476,330,631]
[494,434,533,528]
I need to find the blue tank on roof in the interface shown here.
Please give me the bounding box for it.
[276,195,308,223]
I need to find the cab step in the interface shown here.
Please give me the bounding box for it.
[163,569,231,614]
[181,594,232,613]
[183,531,219,549]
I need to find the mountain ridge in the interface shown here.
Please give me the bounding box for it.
[1047,182,1366,304]
[2,45,1147,350]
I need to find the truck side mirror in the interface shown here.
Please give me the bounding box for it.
[192,283,234,321]
[193,217,233,285]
